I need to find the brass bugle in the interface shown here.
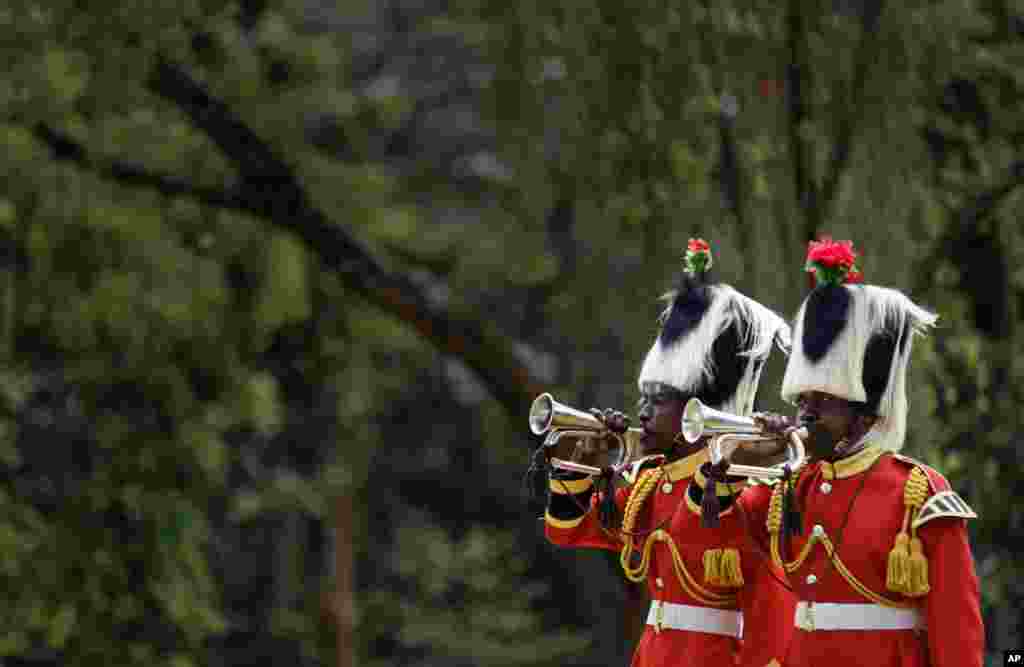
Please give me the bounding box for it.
[529,393,642,475]
[681,398,806,479]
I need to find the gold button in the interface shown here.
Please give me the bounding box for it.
[655,577,664,588]
[820,482,832,494]
[661,483,673,494]
[806,574,818,585]
[812,524,825,538]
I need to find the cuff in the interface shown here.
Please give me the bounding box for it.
[544,510,586,530]
[547,474,595,523]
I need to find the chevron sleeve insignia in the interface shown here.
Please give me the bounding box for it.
[912,490,978,530]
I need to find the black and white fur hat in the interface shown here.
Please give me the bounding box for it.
[637,240,791,416]
[781,275,937,452]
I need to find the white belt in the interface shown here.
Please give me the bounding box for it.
[794,602,924,631]
[646,601,743,638]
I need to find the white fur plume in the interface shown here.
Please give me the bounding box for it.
[781,284,937,451]
[638,285,791,416]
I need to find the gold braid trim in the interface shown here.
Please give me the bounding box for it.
[619,469,662,581]
[684,490,735,518]
[617,468,738,606]
[544,511,585,530]
[766,470,920,607]
[549,477,594,495]
[886,467,930,597]
[766,482,785,569]
[626,530,737,607]
[703,548,744,587]
[769,530,914,608]
[694,467,745,495]
[662,532,737,606]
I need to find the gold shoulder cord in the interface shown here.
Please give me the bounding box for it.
[766,473,917,608]
[885,467,931,597]
[619,469,738,607]
[619,468,663,581]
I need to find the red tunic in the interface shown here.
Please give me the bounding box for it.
[744,446,984,667]
[545,450,795,667]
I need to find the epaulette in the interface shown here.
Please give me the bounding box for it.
[891,453,929,470]
[891,454,939,494]
[890,453,977,525]
[913,491,978,529]
[885,452,977,598]
[891,452,929,470]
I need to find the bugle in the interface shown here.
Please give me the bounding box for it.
[529,393,643,476]
[681,398,806,478]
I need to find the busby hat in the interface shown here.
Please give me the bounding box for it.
[637,238,791,416]
[780,238,938,451]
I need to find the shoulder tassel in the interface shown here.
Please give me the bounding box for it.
[886,467,930,597]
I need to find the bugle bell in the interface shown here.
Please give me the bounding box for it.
[681,398,806,479]
[529,393,642,476]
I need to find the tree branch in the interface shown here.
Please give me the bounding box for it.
[33,124,251,213]
[785,0,819,241]
[154,58,546,417]
[40,59,546,421]
[818,0,885,223]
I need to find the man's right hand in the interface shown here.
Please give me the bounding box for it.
[589,408,631,435]
[752,412,796,436]
[545,408,629,469]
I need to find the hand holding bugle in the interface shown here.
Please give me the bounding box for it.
[681,398,807,478]
[528,393,643,476]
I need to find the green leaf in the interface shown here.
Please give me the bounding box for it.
[236,372,283,435]
[508,252,558,286]
[0,631,29,657]
[0,199,15,228]
[186,423,226,481]
[254,233,310,330]
[47,604,77,649]
[41,48,90,107]
[370,206,420,243]
[230,490,264,521]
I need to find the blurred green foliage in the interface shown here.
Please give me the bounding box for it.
[0,0,1022,665]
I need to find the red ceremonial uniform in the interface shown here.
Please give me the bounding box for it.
[545,449,795,667]
[743,445,983,667]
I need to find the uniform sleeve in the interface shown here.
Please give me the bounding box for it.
[735,558,794,667]
[735,484,775,550]
[735,485,794,667]
[544,473,624,552]
[918,517,984,667]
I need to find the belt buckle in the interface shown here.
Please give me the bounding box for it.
[654,600,664,634]
[796,603,815,632]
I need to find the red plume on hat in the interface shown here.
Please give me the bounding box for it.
[783,236,937,452]
[805,237,864,288]
[684,237,713,276]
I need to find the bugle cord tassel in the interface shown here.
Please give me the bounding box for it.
[700,461,731,528]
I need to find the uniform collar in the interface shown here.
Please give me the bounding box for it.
[819,444,884,479]
[663,448,710,481]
